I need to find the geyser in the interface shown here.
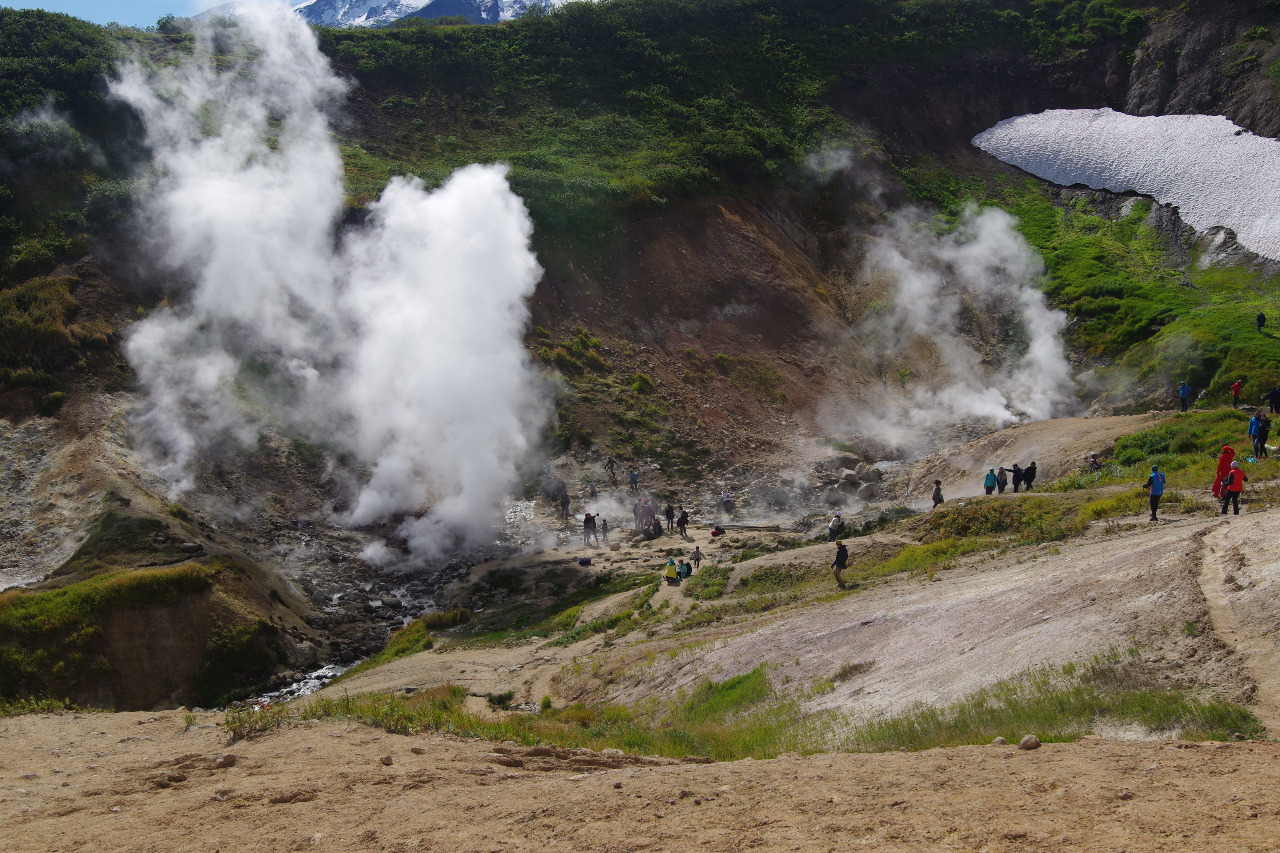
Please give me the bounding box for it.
[114,3,545,560]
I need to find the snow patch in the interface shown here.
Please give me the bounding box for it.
[973,108,1280,260]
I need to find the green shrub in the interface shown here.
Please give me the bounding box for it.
[682,563,731,600]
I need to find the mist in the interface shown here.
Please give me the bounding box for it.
[836,201,1074,446]
[113,3,545,560]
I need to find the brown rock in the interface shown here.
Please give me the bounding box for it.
[380,755,394,766]
[1018,735,1042,750]
[213,754,237,768]
[991,737,1009,746]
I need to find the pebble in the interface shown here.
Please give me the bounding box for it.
[1019,735,1042,751]
[380,755,394,766]
[613,781,623,789]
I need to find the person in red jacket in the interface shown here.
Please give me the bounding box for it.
[1231,379,1244,408]
[1221,461,1248,515]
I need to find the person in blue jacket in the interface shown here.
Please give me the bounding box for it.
[983,468,998,496]
[1249,411,1263,457]
[1178,380,1192,413]
[1143,465,1166,522]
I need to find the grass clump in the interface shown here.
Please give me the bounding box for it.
[735,562,821,594]
[847,657,1262,752]
[0,696,85,716]
[337,614,444,681]
[682,563,732,600]
[925,497,1084,544]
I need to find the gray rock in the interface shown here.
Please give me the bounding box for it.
[991,736,1008,746]
[1018,734,1041,750]
[600,748,625,757]
[854,463,883,482]
[380,755,394,766]
[856,483,879,500]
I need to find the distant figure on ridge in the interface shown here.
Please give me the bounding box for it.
[1231,379,1244,408]
[983,468,998,496]
[931,480,944,508]
[1143,465,1166,522]
[1178,380,1192,413]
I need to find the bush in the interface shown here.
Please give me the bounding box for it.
[683,563,731,600]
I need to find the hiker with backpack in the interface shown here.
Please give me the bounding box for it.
[1221,461,1247,515]
[664,502,675,532]
[676,506,689,537]
[1143,465,1166,522]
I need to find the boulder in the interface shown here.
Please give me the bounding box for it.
[854,463,883,482]
[856,483,879,500]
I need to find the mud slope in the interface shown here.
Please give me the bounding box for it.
[3,710,1280,853]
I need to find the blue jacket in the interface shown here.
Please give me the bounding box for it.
[1250,416,1261,437]
[1146,471,1166,496]
[1179,384,1191,399]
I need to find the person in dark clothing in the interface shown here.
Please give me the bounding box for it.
[1221,461,1247,515]
[559,489,571,519]
[1260,415,1273,459]
[629,468,639,493]
[1023,461,1037,491]
[600,517,610,544]
[931,480,944,508]
[1143,465,1166,522]
[691,546,703,569]
[1263,387,1280,415]
[831,540,849,589]
[583,512,597,546]
[1178,380,1191,413]
[1011,463,1023,493]
[664,503,675,532]
[651,518,663,538]
[996,466,1008,494]
[1259,312,1267,333]
[676,507,689,537]
[604,456,618,485]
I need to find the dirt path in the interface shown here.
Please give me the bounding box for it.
[3,711,1280,852]
[1198,520,1280,732]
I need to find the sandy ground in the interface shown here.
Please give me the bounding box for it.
[4,710,1280,852]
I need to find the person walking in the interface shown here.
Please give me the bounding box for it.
[664,502,675,532]
[628,468,639,493]
[1178,380,1192,413]
[1231,379,1244,409]
[931,479,944,508]
[996,466,1008,494]
[1143,465,1166,522]
[1259,311,1267,333]
[827,511,844,541]
[600,517,610,545]
[583,512,597,546]
[1221,460,1247,515]
[1250,411,1263,457]
[691,546,703,569]
[831,540,849,589]
[604,456,618,486]
[676,506,689,537]
[559,488,571,520]
[1023,461,1038,491]
[1263,386,1280,415]
[1260,415,1273,459]
[1011,462,1023,493]
[983,468,998,496]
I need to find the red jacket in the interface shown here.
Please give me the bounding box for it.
[1231,381,1243,396]
[1224,469,1247,493]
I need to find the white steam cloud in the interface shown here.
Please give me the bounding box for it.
[113,4,545,558]
[850,204,1073,435]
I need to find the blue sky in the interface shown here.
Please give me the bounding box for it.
[2,2,224,27]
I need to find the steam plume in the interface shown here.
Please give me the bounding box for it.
[113,4,544,559]
[843,203,1073,441]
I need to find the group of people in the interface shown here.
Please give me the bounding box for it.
[662,547,705,585]
[1179,378,1280,415]
[581,512,609,546]
[981,461,1037,495]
